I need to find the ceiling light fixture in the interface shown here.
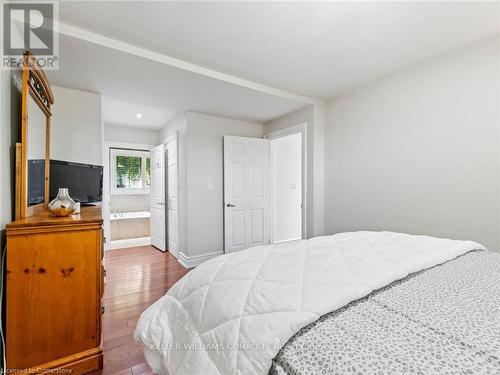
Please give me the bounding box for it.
[136,113,142,119]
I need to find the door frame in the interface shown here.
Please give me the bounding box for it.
[265,123,307,242]
[162,132,180,258]
[102,141,155,251]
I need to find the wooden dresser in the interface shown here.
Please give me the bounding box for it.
[6,207,104,374]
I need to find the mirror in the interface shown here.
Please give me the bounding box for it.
[16,51,54,218]
[27,94,47,206]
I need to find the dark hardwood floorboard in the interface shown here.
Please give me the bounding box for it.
[92,246,189,375]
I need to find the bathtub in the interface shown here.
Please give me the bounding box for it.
[110,211,151,221]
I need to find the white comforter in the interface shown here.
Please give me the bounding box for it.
[134,232,485,375]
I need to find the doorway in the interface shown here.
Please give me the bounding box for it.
[103,142,155,251]
[148,133,180,257]
[223,124,306,252]
[164,135,179,258]
[270,132,302,243]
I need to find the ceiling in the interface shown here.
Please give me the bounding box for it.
[102,98,178,130]
[59,1,500,99]
[47,34,307,128]
[48,2,499,128]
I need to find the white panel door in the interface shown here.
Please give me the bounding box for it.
[165,138,179,258]
[224,136,270,253]
[150,144,166,251]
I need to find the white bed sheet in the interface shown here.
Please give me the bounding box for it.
[135,231,485,375]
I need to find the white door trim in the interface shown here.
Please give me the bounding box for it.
[103,141,156,251]
[265,123,307,241]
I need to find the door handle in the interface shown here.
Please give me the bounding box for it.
[226,203,236,208]
[157,202,166,206]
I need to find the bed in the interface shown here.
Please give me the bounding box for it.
[134,232,499,375]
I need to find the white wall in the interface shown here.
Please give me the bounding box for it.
[51,86,103,166]
[325,36,500,251]
[185,112,263,257]
[160,113,187,141]
[1,70,20,368]
[265,106,312,134]
[271,132,302,242]
[160,112,264,260]
[104,124,160,145]
[0,70,21,244]
[0,12,8,363]
[0,70,12,246]
[27,95,47,159]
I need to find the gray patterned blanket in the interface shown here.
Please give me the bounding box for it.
[270,251,500,375]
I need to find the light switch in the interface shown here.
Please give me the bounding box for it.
[291,183,297,190]
[207,182,214,192]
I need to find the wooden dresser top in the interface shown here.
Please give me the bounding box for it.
[7,206,103,229]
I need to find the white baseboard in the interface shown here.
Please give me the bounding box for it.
[178,251,223,268]
[273,237,302,244]
[107,237,151,250]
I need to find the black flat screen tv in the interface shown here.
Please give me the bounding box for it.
[28,159,46,206]
[50,160,103,204]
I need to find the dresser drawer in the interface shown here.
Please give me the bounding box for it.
[6,226,102,369]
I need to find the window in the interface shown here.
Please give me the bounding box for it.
[111,149,151,194]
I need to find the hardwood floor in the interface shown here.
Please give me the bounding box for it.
[94,246,189,375]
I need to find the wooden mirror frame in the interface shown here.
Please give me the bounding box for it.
[16,51,55,218]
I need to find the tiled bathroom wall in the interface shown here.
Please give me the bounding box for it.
[110,194,150,212]
[110,194,150,241]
